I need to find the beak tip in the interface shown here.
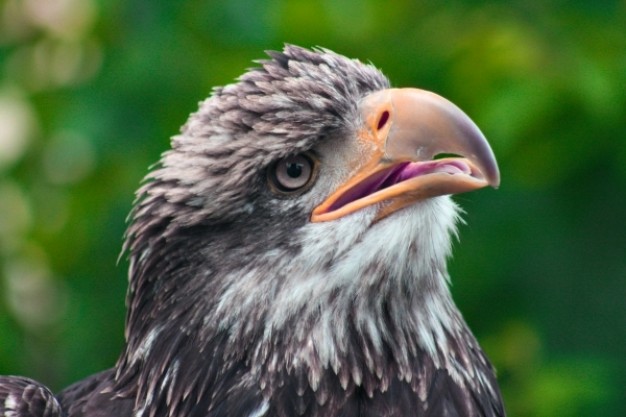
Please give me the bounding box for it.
[487,170,501,189]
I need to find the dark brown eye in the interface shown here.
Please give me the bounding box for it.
[268,153,317,194]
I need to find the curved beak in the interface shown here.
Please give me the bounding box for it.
[311,88,500,222]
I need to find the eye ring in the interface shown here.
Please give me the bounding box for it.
[267,152,318,195]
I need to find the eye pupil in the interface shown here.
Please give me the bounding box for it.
[286,162,303,178]
[269,153,317,194]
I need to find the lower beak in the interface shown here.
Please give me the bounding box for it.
[311,88,499,222]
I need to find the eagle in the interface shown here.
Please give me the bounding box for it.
[0,45,504,417]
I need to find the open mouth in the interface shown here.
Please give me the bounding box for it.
[325,157,477,213]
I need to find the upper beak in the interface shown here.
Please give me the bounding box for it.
[311,88,500,222]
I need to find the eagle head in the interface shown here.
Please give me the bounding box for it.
[117,45,503,417]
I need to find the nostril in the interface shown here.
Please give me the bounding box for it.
[377,110,390,131]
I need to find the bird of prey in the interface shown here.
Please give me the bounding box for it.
[0,45,504,417]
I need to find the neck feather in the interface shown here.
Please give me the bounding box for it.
[116,197,500,413]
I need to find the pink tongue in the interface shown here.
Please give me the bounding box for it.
[327,160,472,212]
[396,159,471,181]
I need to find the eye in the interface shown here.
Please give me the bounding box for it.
[268,153,317,194]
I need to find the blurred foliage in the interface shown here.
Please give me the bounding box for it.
[0,0,625,415]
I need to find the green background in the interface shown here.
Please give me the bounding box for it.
[1,1,625,415]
